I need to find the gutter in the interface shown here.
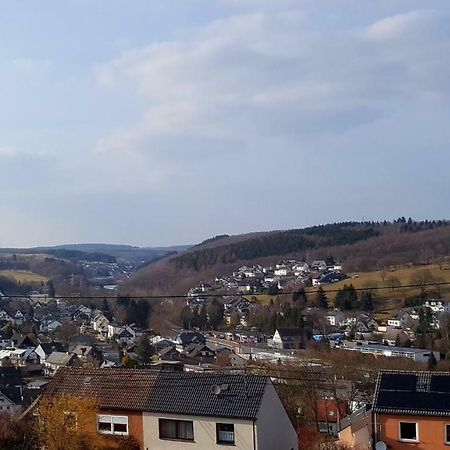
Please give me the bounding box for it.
[253,419,256,450]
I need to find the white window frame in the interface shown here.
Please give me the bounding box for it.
[399,421,418,443]
[97,414,129,436]
[445,423,450,444]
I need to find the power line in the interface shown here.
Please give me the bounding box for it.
[3,280,450,299]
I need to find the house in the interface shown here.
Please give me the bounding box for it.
[158,346,181,361]
[311,260,327,272]
[326,310,345,327]
[183,343,215,359]
[92,314,110,338]
[274,265,290,277]
[338,404,372,449]
[44,368,298,450]
[44,352,78,376]
[387,311,414,329]
[0,309,13,323]
[382,329,410,347]
[0,348,40,369]
[316,399,349,436]
[270,328,302,350]
[35,342,65,363]
[356,314,378,332]
[424,300,450,313]
[0,367,24,413]
[13,310,25,326]
[176,332,206,349]
[373,370,450,449]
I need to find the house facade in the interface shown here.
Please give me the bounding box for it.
[373,370,450,449]
[44,368,298,450]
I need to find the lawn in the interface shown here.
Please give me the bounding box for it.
[0,270,48,283]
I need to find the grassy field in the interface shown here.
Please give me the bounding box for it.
[0,270,48,283]
[244,263,450,317]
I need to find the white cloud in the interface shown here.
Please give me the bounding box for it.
[93,7,450,164]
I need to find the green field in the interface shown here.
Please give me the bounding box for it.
[0,270,48,283]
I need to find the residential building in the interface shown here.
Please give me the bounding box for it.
[44,352,78,376]
[387,311,414,329]
[270,328,302,350]
[338,341,440,363]
[338,404,372,450]
[373,370,450,449]
[316,399,349,436]
[43,368,298,450]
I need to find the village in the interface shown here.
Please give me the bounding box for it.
[0,252,448,449]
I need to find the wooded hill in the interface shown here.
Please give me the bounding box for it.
[123,219,450,296]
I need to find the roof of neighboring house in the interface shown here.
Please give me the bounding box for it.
[71,345,93,357]
[0,386,22,405]
[37,342,65,355]
[373,370,450,416]
[0,367,23,387]
[45,368,269,420]
[45,352,77,366]
[177,331,206,345]
[275,328,303,339]
[316,399,348,423]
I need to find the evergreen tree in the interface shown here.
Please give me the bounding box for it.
[135,335,154,364]
[207,298,224,329]
[47,280,56,298]
[361,291,374,311]
[316,286,329,309]
[180,306,193,329]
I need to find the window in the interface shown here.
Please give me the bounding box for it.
[445,424,450,444]
[399,422,418,442]
[159,419,194,441]
[63,412,77,431]
[97,415,128,435]
[216,423,235,445]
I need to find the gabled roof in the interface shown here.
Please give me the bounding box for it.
[275,328,302,338]
[46,352,77,366]
[373,370,450,416]
[37,342,65,355]
[45,368,269,420]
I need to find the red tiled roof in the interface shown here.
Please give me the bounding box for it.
[316,399,348,423]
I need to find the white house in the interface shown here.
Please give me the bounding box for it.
[387,311,414,329]
[45,368,299,450]
[326,310,345,327]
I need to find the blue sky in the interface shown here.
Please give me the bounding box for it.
[1,0,449,247]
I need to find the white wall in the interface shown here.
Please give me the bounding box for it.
[142,412,255,450]
[255,383,298,450]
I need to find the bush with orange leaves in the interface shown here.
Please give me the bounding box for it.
[35,394,101,450]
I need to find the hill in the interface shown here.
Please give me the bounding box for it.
[123,219,450,296]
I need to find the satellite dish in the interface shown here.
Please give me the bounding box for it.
[212,384,222,395]
[375,442,387,450]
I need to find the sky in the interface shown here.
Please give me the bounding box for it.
[1,0,450,247]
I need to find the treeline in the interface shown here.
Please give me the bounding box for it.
[180,298,224,330]
[114,297,152,329]
[0,275,30,295]
[173,223,380,271]
[43,249,117,263]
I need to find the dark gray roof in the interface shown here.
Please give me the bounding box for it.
[0,367,23,387]
[45,368,268,420]
[276,328,302,338]
[149,372,267,419]
[373,370,450,416]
